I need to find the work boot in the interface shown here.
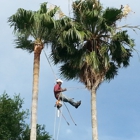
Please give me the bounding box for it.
[75,101,81,109]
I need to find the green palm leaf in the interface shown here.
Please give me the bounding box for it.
[14,34,34,53]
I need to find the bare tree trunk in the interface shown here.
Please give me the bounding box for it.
[30,43,43,140]
[91,87,98,140]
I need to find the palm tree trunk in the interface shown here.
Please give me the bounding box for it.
[91,87,98,140]
[30,43,43,140]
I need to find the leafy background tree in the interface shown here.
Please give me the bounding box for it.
[0,92,28,140]
[22,124,51,140]
[0,92,51,140]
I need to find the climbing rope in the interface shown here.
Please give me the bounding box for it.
[43,49,57,80]
[43,1,84,140]
[53,100,78,140]
[56,102,63,140]
[43,48,82,140]
[53,107,57,140]
[66,86,86,91]
[54,101,63,140]
[63,102,77,126]
[59,109,70,125]
[43,49,61,140]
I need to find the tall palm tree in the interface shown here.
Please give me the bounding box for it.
[8,3,59,140]
[50,0,138,139]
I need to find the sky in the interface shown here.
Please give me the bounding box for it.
[0,0,140,140]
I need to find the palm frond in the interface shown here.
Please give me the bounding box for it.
[60,62,79,80]
[8,8,34,34]
[103,7,122,25]
[38,2,48,14]
[105,62,118,81]
[14,34,34,53]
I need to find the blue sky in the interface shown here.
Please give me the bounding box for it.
[0,0,140,140]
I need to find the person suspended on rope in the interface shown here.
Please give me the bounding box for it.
[54,79,81,109]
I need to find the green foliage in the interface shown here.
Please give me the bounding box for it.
[21,124,51,140]
[36,125,51,140]
[0,92,51,140]
[8,2,59,53]
[15,34,34,53]
[0,92,28,140]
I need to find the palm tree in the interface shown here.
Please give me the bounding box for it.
[8,3,59,140]
[50,0,139,140]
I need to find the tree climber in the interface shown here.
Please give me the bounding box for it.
[54,79,81,109]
